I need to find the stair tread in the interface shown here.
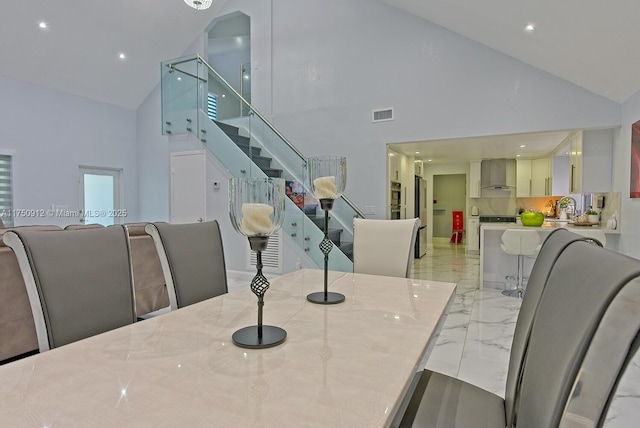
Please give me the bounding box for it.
[215,121,239,135]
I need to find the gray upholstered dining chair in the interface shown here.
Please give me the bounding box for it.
[145,221,228,310]
[397,229,637,428]
[2,226,136,352]
[121,223,170,318]
[353,217,420,278]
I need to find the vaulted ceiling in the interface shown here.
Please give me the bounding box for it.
[2,1,637,111]
[1,1,634,162]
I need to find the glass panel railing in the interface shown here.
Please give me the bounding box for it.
[161,54,364,272]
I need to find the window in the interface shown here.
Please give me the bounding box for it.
[207,93,217,121]
[0,154,13,227]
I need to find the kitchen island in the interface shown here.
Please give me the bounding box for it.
[479,221,620,289]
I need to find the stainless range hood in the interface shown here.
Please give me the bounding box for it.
[481,159,516,190]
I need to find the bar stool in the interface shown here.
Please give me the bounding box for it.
[450,210,464,244]
[500,229,541,298]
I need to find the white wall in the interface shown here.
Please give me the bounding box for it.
[263,0,620,225]
[0,76,138,227]
[616,90,640,258]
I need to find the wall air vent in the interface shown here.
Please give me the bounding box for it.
[372,108,394,123]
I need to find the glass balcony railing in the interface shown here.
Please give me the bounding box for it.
[161,54,364,272]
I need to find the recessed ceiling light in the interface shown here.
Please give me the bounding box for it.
[427,159,433,162]
[118,53,126,60]
[516,154,521,157]
[415,151,420,154]
[524,23,536,32]
[519,144,526,148]
[38,21,48,29]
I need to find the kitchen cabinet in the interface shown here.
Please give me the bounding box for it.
[388,151,401,182]
[517,158,552,197]
[531,158,552,196]
[568,130,613,194]
[469,161,481,198]
[414,160,423,177]
[387,149,413,219]
[467,217,480,253]
[568,131,583,193]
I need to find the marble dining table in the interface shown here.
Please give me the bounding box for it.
[0,269,456,427]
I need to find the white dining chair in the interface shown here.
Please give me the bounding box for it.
[353,217,420,278]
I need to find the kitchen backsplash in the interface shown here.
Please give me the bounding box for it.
[475,192,621,226]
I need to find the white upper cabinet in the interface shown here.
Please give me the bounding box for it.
[469,161,481,198]
[531,157,552,196]
[517,157,552,197]
[569,129,613,194]
[414,160,423,177]
[389,151,401,182]
[516,159,532,197]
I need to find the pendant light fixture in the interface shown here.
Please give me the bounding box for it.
[184,0,212,10]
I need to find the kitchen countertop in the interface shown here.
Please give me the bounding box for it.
[481,221,620,234]
[479,221,618,289]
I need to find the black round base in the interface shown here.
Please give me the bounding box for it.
[232,325,287,349]
[306,291,345,305]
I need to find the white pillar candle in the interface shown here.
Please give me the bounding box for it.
[241,203,274,235]
[313,176,338,199]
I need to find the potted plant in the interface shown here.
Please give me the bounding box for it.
[585,206,599,224]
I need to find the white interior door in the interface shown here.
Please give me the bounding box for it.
[170,151,206,224]
[79,166,123,226]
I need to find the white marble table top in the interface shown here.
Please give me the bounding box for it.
[0,269,456,427]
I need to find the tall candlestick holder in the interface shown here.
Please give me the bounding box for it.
[306,156,347,305]
[229,177,287,349]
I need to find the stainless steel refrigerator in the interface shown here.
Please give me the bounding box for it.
[414,176,427,258]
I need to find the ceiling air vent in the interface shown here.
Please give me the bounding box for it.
[372,108,394,123]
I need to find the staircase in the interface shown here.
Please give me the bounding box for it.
[215,120,353,260]
[160,54,363,271]
[214,121,282,178]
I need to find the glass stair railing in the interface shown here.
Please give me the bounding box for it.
[160,54,365,272]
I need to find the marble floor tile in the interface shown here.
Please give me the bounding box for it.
[410,238,640,426]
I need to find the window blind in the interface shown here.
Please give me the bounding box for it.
[207,93,217,121]
[0,155,13,227]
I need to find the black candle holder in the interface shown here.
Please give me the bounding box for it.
[306,199,345,304]
[228,177,286,349]
[232,236,287,349]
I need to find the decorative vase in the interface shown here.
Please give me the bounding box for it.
[559,208,568,220]
[588,214,599,224]
[228,177,287,349]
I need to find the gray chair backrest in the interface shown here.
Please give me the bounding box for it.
[145,221,228,310]
[122,223,170,317]
[504,228,596,426]
[3,226,136,351]
[560,276,640,426]
[515,241,640,427]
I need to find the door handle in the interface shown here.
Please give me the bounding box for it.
[197,217,203,223]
